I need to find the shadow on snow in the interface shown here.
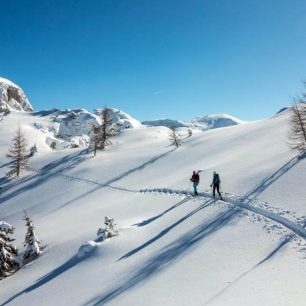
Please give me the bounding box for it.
[0,249,97,306]
[132,196,193,227]
[204,233,296,305]
[85,207,239,306]
[119,198,215,260]
[243,152,305,201]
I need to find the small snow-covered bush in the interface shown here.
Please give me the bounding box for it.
[97,216,118,240]
[0,221,19,279]
[77,240,97,259]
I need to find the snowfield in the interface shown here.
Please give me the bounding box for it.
[0,107,305,306]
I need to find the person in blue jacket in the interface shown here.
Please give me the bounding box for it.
[210,171,223,200]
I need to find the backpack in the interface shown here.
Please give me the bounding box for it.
[214,173,220,184]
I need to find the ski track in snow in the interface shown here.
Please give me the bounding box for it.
[139,188,306,239]
[24,167,306,245]
[8,153,305,257]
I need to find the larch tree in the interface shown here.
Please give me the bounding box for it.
[169,127,181,148]
[6,126,29,179]
[100,106,115,150]
[23,210,41,262]
[288,87,306,152]
[89,124,102,156]
[0,221,19,279]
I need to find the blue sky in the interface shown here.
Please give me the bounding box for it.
[0,0,306,121]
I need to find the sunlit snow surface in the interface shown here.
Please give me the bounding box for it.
[0,108,305,306]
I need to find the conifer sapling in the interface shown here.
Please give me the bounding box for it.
[0,221,19,279]
[23,210,41,261]
[97,216,118,240]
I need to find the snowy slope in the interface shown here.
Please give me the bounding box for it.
[0,77,33,112]
[0,107,305,306]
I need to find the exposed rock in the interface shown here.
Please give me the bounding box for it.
[0,77,33,112]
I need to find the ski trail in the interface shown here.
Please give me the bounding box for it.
[26,166,306,242]
[140,188,306,241]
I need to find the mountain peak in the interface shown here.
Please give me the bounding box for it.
[0,77,33,112]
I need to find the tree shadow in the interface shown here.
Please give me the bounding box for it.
[204,232,296,305]
[0,149,90,205]
[37,148,177,217]
[0,161,13,170]
[85,207,239,306]
[119,198,215,261]
[243,152,305,200]
[1,249,97,306]
[133,196,193,227]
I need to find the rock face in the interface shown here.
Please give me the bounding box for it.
[0,77,33,112]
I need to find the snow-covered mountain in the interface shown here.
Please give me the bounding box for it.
[142,118,187,129]
[30,108,142,150]
[142,113,245,131]
[94,108,142,129]
[0,77,33,112]
[189,113,245,130]
[0,105,305,306]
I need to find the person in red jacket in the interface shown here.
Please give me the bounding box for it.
[190,171,200,195]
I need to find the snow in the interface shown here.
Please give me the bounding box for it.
[142,118,187,128]
[0,106,305,305]
[28,108,142,150]
[0,77,33,112]
[77,241,97,259]
[142,113,244,131]
[94,108,142,129]
[0,221,14,233]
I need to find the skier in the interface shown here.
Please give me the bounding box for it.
[190,171,200,196]
[210,171,222,200]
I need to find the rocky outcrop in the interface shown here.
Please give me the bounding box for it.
[0,77,33,112]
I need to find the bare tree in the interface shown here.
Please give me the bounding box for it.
[7,127,29,178]
[89,124,101,156]
[288,80,306,152]
[169,127,181,148]
[288,101,306,152]
[100,106,115,150]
